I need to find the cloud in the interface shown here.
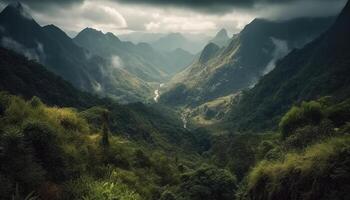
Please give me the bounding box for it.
[1,0,84,10]
[262,37,290,75]
[1,37,46,61]
[1,0,346,37]
[114,0,346,14]
[31,1,127,35]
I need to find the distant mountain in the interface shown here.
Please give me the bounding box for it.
[151,32,208,54]
[0,2,151,103]
[74,28,167,82]
[209,29,230,47]
[74,28,194,80]
[228,1,350,131]
[161,17,335,106]
[119,32,166,44]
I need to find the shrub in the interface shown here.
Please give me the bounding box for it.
[177,166,237,200]
[245,136,350,200]
[279,101,323,139]
[23,121,68,181]
[62,176,141,200]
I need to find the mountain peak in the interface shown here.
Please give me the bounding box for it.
[8,1,23,10]
[210,28,230,47]
[75,27,105,39]
[1,1,32,20]
[199,42,220,63]
[216,28,228,38]
[333,0,350,25]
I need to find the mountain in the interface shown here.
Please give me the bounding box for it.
[0,47,104,108]
[0,3,151,103]
[209,28,230,47]
[151,32,207,54]
[74,28,194,80]
[119,32,166,44]
[161,17,335,107]
[228,0,350,131]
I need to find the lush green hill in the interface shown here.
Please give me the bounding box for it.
[161,17,334,107]
[228,0,350,132]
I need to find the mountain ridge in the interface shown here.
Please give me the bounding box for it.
[227,0,350,131]
[161,16,335,107]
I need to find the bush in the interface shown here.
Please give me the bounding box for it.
[284,119,335,150]
[23,121,68,181]
[63,176,141,200]
[245,136,350,200]
[279,101,324,139]
[177,166,237,200]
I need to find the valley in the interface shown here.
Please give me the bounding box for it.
[0,0,349,200]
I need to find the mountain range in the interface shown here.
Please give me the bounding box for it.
[228,0,350,131]
[73,28,194,82]
[120,31,211,54]
[0,2,154,103]
[161,17,335,107]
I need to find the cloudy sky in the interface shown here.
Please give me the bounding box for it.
[0,0,347,36]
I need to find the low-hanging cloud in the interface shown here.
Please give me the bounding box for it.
[1,37,46,61]
[262,37,290,75]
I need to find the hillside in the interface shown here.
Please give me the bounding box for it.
[161,17,335,107]
[228,0,350,132]
[0,47,104,108]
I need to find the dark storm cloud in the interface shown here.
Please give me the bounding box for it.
[114,0,345,13]
[1,0,84,10]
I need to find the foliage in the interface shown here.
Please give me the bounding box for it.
[175,166,237,200]
[244,136,350,200]
[279,101,323,139]
[63,176,141,200]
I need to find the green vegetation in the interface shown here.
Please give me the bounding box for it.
[2,91,346,199]
[0,92,235,200]
[234,97,350,200]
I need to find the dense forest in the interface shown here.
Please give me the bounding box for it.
[0,0,349,200]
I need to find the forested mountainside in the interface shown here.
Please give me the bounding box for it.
[0,3,151,103]
[161,17,334,107]
[0,47,103,108]
[228,0,350,132]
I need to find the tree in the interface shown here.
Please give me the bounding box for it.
[177,166,237,200]
[101,110,110,147]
